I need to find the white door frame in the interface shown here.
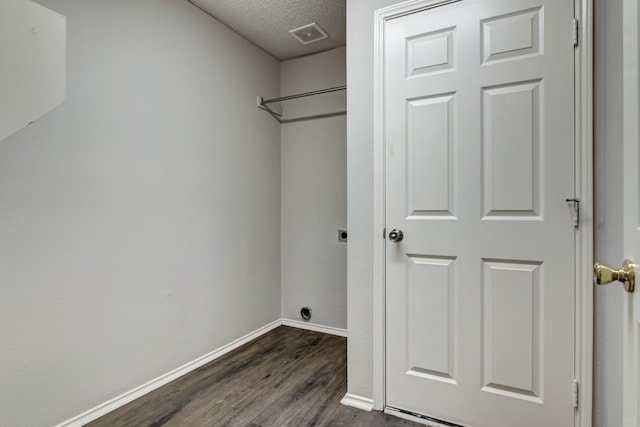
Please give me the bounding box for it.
[371,0,594,425]
[622,0,639,425]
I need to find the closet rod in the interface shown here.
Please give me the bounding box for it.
[260,85,346,105]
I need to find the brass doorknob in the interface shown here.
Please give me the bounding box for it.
[594,259,636,293]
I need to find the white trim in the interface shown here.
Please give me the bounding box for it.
[372,2,387,412]
[622,0,640,426]
[54,319,281,427]
[574,0,594,426]
[340,393,375,411]
[281,318,348,337]
[372,1,594,426]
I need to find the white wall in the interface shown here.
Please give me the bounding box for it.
[346,0,624,423]
[280,47,347,329]
[0,1,281,426]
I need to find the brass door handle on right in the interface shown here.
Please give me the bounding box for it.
[594,259,636,293]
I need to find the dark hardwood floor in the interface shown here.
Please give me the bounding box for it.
[87,326,420,427]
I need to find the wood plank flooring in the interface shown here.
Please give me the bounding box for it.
[87,326,421,427]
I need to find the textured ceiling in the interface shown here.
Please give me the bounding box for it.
[188,0,346,60]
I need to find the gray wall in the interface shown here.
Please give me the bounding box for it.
[346,0,624,423]
[0,1,281,425]
[280,47,348,329]
[347,0,400,401]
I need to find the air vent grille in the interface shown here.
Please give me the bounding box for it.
[289,23,329,45]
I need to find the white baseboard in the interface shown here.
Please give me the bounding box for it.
[281,318,348,337]
[54,319,282,427]
[340,393,374,411]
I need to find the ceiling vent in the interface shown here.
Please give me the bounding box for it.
[288,23,329,45]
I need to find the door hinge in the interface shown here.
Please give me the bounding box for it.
[572,379,579,408]
[572,18,579,47]
[566,198,580,229]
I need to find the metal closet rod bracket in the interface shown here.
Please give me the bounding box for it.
[257,85,347,123]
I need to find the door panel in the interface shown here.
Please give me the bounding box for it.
[481,7,542,64]
[408,28,456,76]
[407,255,457,383]
[481,259,542,402]
[384,1,575,426]
[482,80,541,217]
[407,93,456,217]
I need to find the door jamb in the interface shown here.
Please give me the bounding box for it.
[622,0,639,425]
[371,1,594,425]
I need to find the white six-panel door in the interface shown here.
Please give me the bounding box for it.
[623,0,640,425]
[384,1,576,425]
